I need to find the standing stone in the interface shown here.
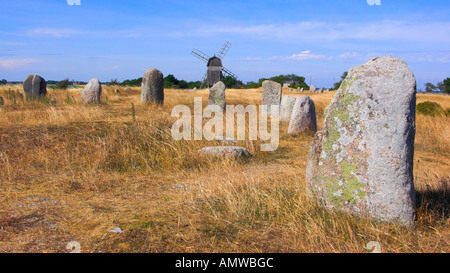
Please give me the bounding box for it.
[141,68,164,104]
[288,96,317,134]
[82,78,102,103]
[23,74,47,98]
[318,88,324,93]
[309,84,316,92]
[207,81,226,111]
[300,87,304,92]
[262,80,282,116]
[279,95,296,122]
[306,56,417,227]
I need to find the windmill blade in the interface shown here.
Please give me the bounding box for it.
[191,48,210,63]
[201,72,207,82]
[222,66,238,80]
[217,41,231,60]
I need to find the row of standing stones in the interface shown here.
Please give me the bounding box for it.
[19,56,416,227]
[21,68,165,104]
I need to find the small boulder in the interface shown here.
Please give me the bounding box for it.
[199,146,251,159]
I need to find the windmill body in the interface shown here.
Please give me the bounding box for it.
[207,56,223,87]
[191,41,237,88]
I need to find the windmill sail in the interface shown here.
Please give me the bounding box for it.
[222,66,238,80]
[217,41,231,60]
[191,48,210,63]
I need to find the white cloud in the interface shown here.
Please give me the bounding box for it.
[176,20,450,44]
[244,51,326,62]
[0,58,40,69]
[272,51,326,61]
[25,28,84,38]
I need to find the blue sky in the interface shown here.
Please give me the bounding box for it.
[0,0,449,89]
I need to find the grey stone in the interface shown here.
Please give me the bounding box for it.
[288,96,317,134]
[23,74,47,98]
[141,68,164,104]
[306,56,417,227]
[124,87,131,91]
[318,88,324,93]
[279,95,296,122]
[199,146,251,159]
[82,78,102,103]
[262,80,282,116]
[114,89,119,93]
[109,227,123,233]
[309,84,316,92]
[207,81,226,111]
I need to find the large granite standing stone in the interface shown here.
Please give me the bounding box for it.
[262,80,282,116]
[207,81,226,111]
[306,56,417,227]
[280,95,296,122]
[141,68,164,104]
[309,84,316,92]
[288,96,317,134]
[23,74,47,98]
[82,78,102,103]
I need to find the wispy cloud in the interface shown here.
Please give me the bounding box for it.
[0,58,41,69]
[25,28,84,38]
[272,50,327,61]
[174,20,450,43]
[244,50,327,62]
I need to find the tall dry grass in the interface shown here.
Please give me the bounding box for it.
[0,85,448,253]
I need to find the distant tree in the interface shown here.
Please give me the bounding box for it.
[333,71,348,90]
[1,79,6,85]
[107,78,120,86]
[437,81,444,93]
[443,78,450,94]
[425,82,437,93]
[178,80,189,89]
[164,74,180,88]
[56,78,70,90]
[122,77,142,87]
[222,76,237,88]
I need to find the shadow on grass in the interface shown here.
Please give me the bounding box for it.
[416,176,449,223]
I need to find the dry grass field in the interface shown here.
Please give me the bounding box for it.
[0,85,448,253]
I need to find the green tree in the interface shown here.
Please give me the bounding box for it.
[108,78,120,86]
[164,74,180,88]
[56,78,70,90]
[122,77,142,87]
[442,78,450,94]
[0,79,6,85]
[425,82,437,93]
[222,76,237,88]
[333,71,348,90]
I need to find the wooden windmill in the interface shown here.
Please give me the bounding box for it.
[191,41,238,88]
